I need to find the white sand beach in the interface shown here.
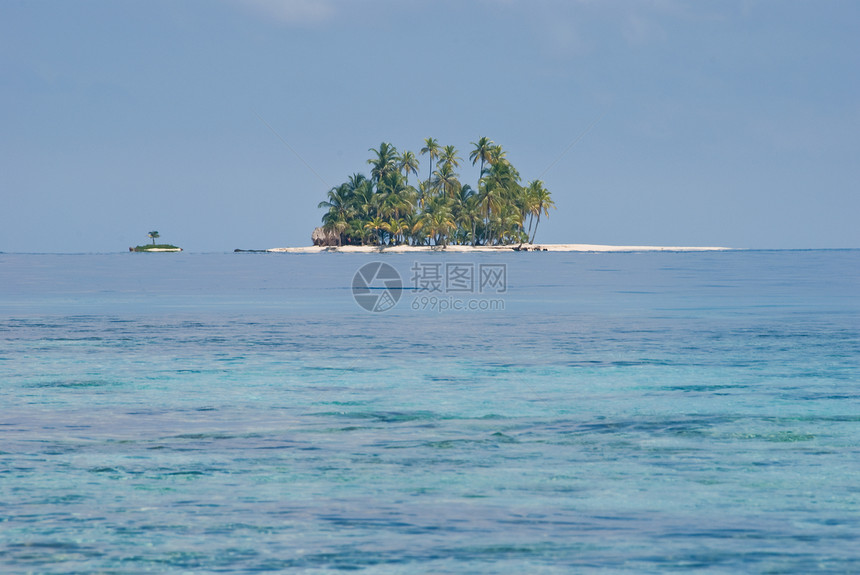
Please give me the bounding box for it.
[266,244,731,254]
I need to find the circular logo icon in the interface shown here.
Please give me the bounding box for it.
[352,262,402,312]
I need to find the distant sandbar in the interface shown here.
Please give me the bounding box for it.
[263,244,731,254]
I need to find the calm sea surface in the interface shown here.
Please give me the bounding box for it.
[1,250,859,573]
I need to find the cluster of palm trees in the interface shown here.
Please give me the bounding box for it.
[318,138,555,247]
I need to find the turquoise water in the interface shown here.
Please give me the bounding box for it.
[1,250,859,573]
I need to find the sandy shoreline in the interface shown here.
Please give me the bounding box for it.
[263,244,731,254]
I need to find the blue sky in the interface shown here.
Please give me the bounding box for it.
[1,0,858,252]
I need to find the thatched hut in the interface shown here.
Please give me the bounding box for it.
[311,227,339,246]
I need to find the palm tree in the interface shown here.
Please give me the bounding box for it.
[382,217,410,245]
[416,180,432,210]
[347,172,368,192]
[432,162,460,198]
[364,216,386,246]
[401,212,421,245]
[367,142,398,184]
[453,186,481,246]
[400,184,419,213]
[466,195,484,246]
[321,211,349,246]
[480,158,521,244]
[479,182,501,244]
[411,218,431,246]
[521,180,541,242]
[452,183,476,208]
[495,204,523,244]
[419,138,440,186]
[318,184,351,221]
[348,218,366,245]
[528,181,555,244]
[351,179,377,221]
[397,150,420,185]
[417,197,456,246]
[148,231,160,245]
[488,144,507,166]
[427,208,456,246]
[439,145,461,169]
[469,137,494,186]
[378,171,414,220]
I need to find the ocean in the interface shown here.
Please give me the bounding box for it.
[1,250,859,573]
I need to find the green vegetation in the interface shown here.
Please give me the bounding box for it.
[132,244,181,251]
[131,231,181,251]
[318,138,555,246]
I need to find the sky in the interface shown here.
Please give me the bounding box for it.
[1,0,858,252]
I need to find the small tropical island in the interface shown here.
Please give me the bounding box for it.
[129,231,182,252]
[255,137,729,253]
[313,137,554,248]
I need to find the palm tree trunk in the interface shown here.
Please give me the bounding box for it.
[531,213,542,244]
